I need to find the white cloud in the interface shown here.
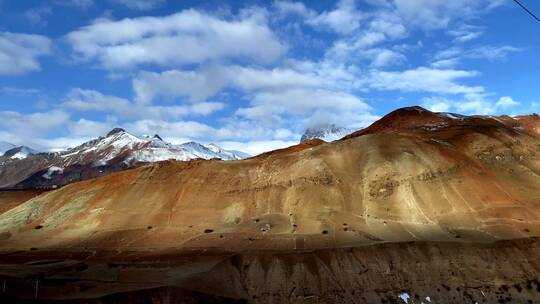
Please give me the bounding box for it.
[63,88,225,119]
[111,0,165,11]
[66,9,286,69]
[0,32,52,75]
[133,64,325,104]
[363,48,406,67]
[496,96,520,109]
[447,24,483,43]
[421,94,520,115]
[392,0,500,30]
[431,58,461,69]
[274,1,316,19]
[471,46,521,60]
[68,118,114,137]
[0,110,70,146]
[432,45,520,68]
[63,88,131,112]
[133,67,230,104]
[363,67,483,95]
[0,86,40,96]
[132,64,373,129]
[240,88,368,117]
[322,10,408,67]
[421,97,453,112]
[307,0,363,34]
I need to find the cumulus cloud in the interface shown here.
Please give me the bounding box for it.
[0,32,52,75]
[133,67,230,104]
[66,9,286,69]
[274,1,316,19]
[64,88,131,113]
[132,63,372,129]
[133,64,325,104]
[322,10,407,67]
[237,88,370,126]
[496,96,520,109]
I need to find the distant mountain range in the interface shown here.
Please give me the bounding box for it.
[0,128,250,190]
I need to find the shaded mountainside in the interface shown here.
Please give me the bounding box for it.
[3,107,540,302]
[0,129,249,190]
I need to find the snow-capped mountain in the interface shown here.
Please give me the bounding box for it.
[0,128,250,190]
[0,141,39,159]
[177,142,251,161]
[3,146,39,159]
[58,128,249,167]
[300,124,354,143]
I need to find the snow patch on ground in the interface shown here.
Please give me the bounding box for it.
[42,166,64,179]
[440,112,466,120]
[399,292,410,303]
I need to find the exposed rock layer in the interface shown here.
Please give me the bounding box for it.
[1,239,540,303]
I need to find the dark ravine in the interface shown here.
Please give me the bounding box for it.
[1,239,540,303]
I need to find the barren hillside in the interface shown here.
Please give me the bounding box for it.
[2,107,540,303]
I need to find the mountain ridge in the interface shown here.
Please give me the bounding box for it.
[0,128,250,190]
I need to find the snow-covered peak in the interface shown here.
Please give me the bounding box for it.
[175,142,250,160]
[106,128,126,137]
[204,143,251,160]
[300,124,354,143]
[2,145,39,159]
[56,128,250,166]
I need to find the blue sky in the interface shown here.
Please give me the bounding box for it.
[0,0,539,154]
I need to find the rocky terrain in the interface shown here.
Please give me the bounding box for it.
[2,107,540,303]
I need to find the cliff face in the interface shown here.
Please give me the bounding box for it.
[2,107,540,302]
